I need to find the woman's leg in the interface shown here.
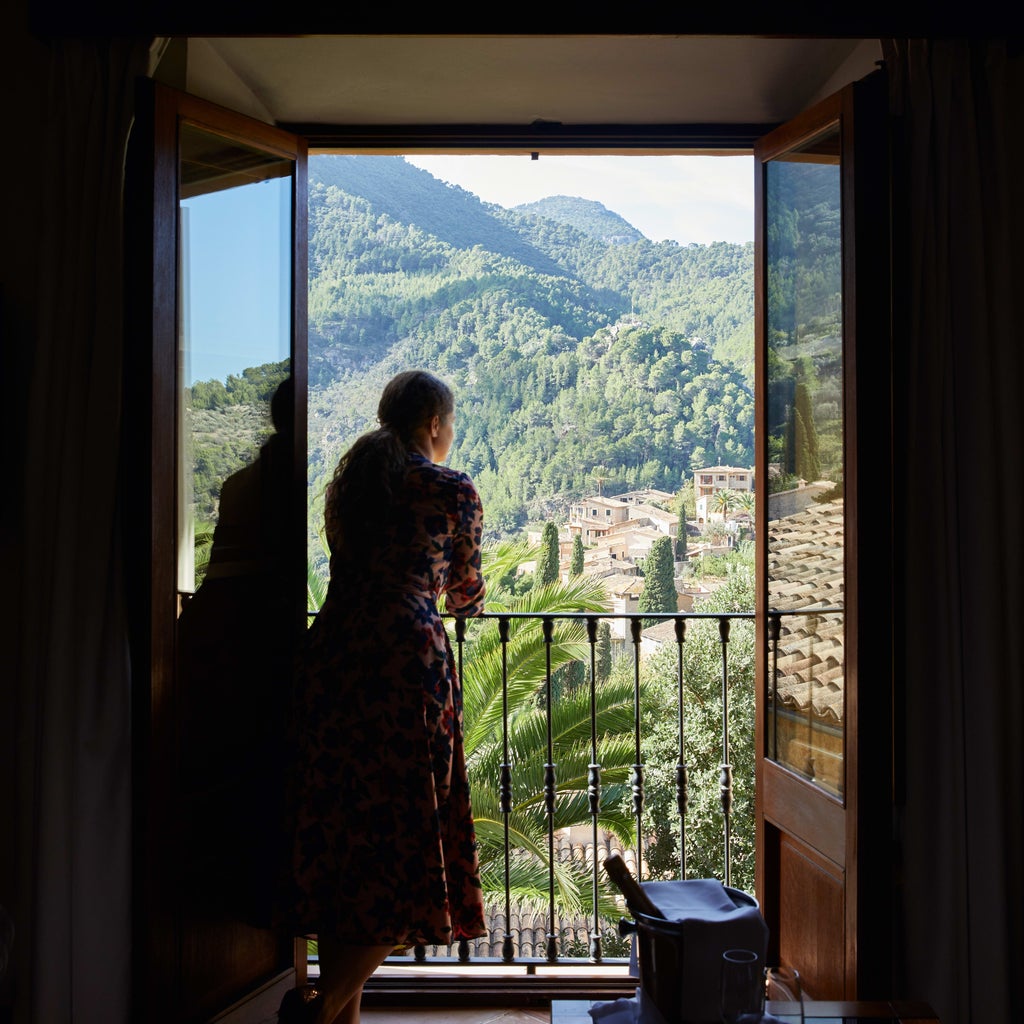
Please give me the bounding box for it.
[314,935,392,1024]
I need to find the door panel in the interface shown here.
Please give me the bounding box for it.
[128,80,308,1023]
[777,832,844,995]
[754,70,892,1000]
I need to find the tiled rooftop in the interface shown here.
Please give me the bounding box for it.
[768,499,845,724]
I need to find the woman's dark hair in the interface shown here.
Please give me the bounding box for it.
[325,370,454,555]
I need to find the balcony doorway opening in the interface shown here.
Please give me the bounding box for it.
[294,151,759,981]
[147,59,871,1016]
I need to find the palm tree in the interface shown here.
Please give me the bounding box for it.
[733,490,756,541]
[457,539,640,921]
[710,486,738,522]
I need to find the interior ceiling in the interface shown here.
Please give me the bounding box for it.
[192,35,882,133]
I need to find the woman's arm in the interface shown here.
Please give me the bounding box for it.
[443,475,486,617]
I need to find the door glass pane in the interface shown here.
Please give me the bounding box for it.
[177,125,293,593]
[764,124,845,798]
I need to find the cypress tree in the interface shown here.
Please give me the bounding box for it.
[538,522,560,585]
[638,535,677,622]
[674,483,693,558]
[596,622,613,683]
[555,658,586,698]
[570,533,584,577]
[794,381,821,481]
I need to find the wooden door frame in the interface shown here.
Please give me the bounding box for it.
[753,69,893,999]
[123,70,892,1011]
[125,77,308,1023]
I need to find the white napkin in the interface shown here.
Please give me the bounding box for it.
[641,877,743,917]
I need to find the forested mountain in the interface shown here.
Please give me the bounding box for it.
[513,196,645,246]
[304,155,754,543]
[188,154,757,559]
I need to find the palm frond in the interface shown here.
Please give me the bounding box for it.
[459,572,613,751]
[474,816,586,915]
[478,537,540,606]
[478,854,586,920]
[474,820,627,921]
[307,560,328,614]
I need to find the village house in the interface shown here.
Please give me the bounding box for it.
[612,488,677,507]
[567,495,631,543]
[693,465,754,522]
[560,493,683,602]
[569,493,679,545]
[595,573,645,639]
[601,522,666,566]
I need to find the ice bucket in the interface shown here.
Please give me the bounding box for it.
[619,878,768,1024]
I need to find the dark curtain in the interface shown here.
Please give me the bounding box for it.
[885,38,1024,1024]
[9,35,153,1024]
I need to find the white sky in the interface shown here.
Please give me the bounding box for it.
[405,154,755,246]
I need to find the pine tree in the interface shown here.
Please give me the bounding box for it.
[638,535,677,622]
[538,521,560,585]
[570,533,584,576]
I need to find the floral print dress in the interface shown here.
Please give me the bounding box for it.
[287,452,486,946]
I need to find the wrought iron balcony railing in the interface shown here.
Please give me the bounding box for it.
[302,605,840,993]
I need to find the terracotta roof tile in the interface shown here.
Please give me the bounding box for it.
[768,499,845,723]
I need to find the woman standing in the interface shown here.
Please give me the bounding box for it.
[281,370,487,1024]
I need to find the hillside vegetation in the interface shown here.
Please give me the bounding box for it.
[189,155,760,562]
[304,156,755,548]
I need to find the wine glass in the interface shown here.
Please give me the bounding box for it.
[763,965,804,1023]
[720,948,763,1023]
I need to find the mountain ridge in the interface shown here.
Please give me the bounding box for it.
[303,155,756,545]
[513,195,646,246]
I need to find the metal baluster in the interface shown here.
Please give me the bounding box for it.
[498,615,514,963]
[630,616,645,879]
[718,616,733,888]
[543,616,558,963]
[454,616,471,963]
[674,615,689,879]
[586,615,602,962]
[804,612,820,782]
[768,612,781,761]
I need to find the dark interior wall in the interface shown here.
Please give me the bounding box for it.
[0,13,47,589]
[0,5,50,1015]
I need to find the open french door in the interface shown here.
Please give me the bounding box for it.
[126,80,308,1023]
[753,69,894,1000]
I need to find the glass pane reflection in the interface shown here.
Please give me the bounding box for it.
[177,125,292,593]
[174,125,296,920]
[765,125,845,798]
